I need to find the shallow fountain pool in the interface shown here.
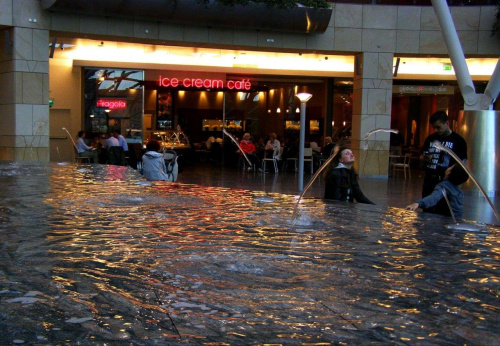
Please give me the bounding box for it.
[0,162,498,344]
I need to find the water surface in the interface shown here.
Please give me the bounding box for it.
[0,162,498,344]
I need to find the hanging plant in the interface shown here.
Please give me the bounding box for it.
[198,0,330,9]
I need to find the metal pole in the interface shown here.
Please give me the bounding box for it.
[298,101,306,191]
[431,0,477,108]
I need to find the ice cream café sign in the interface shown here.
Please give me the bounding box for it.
[158,75,252,90]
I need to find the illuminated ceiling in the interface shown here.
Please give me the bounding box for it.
[52,38,497,81]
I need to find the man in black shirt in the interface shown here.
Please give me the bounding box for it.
[420,111,467,212]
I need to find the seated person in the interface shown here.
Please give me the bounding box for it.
[406,164,468,219]
[264,132,281,159]
[75,130,98,163]
[142,140,178,181]
[104,132,120,149]
[321,137,335,158]
[104,132,124,165]
[324,146,374,204]
[239,133,262,172]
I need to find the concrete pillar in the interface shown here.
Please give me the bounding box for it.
[0,27,49,161]
[352,52,393,177]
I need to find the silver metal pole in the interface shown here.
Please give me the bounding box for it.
[484,59,500,109]
[298,101,306,192]
[431,0,477,108]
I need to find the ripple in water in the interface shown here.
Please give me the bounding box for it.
[0,162,498,345]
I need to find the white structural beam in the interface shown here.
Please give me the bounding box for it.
[431,0,499,110]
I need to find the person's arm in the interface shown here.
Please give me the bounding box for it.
[410,185,444,210]
[76,138,92,152]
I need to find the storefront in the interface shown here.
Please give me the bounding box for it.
[82,67,338,153]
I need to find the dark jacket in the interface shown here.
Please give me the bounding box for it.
[325,166,374,204]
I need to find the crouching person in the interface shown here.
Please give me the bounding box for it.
[406,164,468,220]
[142,140,178,182]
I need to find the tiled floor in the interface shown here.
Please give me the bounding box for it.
[177,161,500,226]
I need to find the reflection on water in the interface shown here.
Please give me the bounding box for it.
[0,162,499,344]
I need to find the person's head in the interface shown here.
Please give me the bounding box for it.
[78,130,85,138]
[430,111,451,136]
[242,133,251,141]
[269,133,277,141]
[146,139,161,152]
[445,164,469,185]
[333,146,355,167]
[324,136,332,145]
[114,129,121,136]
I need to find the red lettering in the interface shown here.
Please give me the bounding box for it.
[158,76,251,90]
[161,77,170,87]
[96,99,127,109]
[213,80,224,88]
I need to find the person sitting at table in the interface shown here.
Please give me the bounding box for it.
[75,130,98,163]
[264,132,281,159]
[321,137,335,158]
[103,132,124,165]
[142,139,178,181]
[239,133,262,172]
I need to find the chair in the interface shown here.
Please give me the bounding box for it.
[262,147,282,173]
[73,146,91,163]
[283,148,313,173]
[303,147,314,174]
[107,146,126,166]
[392,153,411,179]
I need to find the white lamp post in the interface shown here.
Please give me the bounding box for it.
[295,92,312,192]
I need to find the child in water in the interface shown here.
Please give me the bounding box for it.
[406,164,469,219]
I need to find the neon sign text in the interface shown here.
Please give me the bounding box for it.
[158,76,251,90]
[96,99,127,109]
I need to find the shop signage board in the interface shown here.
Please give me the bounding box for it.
[158,76,252,91]
[393,85,455,95]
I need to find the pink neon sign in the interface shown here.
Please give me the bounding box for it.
[96,99,127,109]
[158,76,252,90]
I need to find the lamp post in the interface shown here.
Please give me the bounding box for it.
[295,92,312,192]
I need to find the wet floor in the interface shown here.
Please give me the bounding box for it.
[0,162,499,345]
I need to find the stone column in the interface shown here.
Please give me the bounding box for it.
[0,27,49,161]
[352,52,393,177]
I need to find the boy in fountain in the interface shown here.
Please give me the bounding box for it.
[406,164,469,219]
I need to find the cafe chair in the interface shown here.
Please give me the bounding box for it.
[303,147,314,174]
[107,146,126,166]
[392,153,411,179]
[262,147,282,173]
[73,146,91,163]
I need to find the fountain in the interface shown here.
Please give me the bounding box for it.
[0,161,498,344]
